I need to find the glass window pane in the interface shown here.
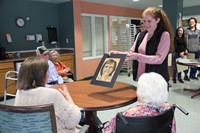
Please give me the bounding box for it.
[82,16,92,57]
[111,19,118,50]
[95,17,104,56]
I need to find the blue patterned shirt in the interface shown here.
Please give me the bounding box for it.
[47,60,63,85]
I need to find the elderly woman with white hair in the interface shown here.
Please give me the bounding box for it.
[103,72,175,133]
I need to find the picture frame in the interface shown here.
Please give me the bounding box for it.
[91,53,126,88]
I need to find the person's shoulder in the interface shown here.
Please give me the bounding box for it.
[160,103,171,109]
[36,87,59,94]
[48,60,54,65]
[186,27,190,30]
[197,29,200,33]
[17,87,58,95]
[161,31,170,38]
[174,36,178,39]
[184,27,190,32]
[58,60,65,66]
[58,60,62,64]
[48,60,56,69]
[45,87,59,93]
[41,87,64,99]
[162,31,170,35]
[36,87,65,102]
[174,36,182,40]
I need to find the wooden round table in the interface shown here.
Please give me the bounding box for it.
[177,59,200,99]
[65,80,137,133]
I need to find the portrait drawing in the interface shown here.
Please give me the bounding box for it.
[96,58,120,82]
[91,54,126,88]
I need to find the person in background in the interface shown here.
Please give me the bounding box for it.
[36,46,64,86]
[103,72,175,133]
[49,50,74,82]
[14,57,81,133]
[134,22,146,40]
[109,7,173,89]
[173,27,188,84]
[139,22,146,32]
[184,17,200,80]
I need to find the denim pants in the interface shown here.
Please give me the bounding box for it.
[189,51,200,77]
[196,50,200,71]
[173,52,188,80]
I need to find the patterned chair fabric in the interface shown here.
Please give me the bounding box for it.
[0,104,57,133]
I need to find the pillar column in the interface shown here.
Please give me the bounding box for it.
[162,0,183,31]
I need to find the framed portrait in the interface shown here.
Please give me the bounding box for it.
[91,53,126,88]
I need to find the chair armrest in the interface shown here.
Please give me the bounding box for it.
[116,112,128,125]
[173,104,189,115]
[78,124,89,133]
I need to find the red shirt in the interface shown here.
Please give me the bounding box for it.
[53,61,70,77]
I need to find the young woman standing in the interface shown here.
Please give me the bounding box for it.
[173,27,188,83]
[109,7,173,87]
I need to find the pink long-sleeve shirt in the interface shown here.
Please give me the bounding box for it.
[123,31,170,79]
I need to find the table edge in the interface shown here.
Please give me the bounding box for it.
[80,97,137,111]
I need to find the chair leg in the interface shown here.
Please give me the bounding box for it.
[4,79,7,104]
[191,90,200,99]
[4,93,6,104]
[183,88,200,99]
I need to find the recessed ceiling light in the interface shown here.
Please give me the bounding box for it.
[132,0,140,2]
[158,4,163,8]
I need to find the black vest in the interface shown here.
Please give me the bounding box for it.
[132,31,169,82]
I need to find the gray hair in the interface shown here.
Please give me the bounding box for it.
[137,72,168,106]
[49,50,60,60]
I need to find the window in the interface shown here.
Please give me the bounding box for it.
[82,14,108,60]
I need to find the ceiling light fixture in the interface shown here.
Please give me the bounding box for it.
[132,0,140,2]
[158,4,163,8]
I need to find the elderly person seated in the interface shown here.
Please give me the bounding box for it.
[36,46,63,86]
[103,72,175,133]
[49,50,74,82]
[14,57,81,132]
